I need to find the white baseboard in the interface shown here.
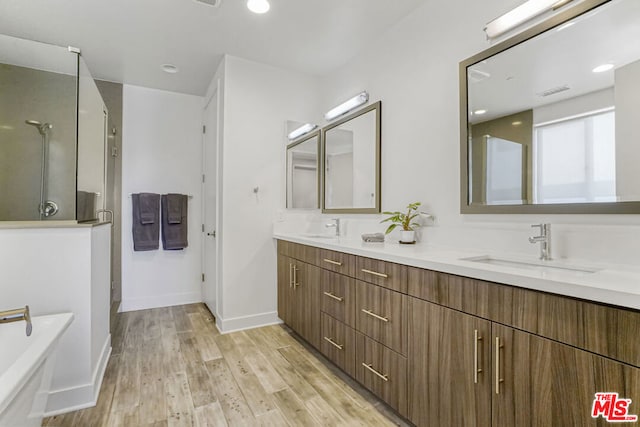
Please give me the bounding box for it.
[216,311,283,334]
[44,334,112,416]
[120,291,202,312]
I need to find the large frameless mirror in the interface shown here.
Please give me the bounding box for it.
[286,130,320,209]
[322,101,381,213]
[460,0,640,214]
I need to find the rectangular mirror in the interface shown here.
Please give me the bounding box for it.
[460,0,640,214]
[286,130,320,209]
[322,101,381,213]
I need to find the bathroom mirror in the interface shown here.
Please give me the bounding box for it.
[322,101,381,213]
[286,130,320,209]
[460,0,640,214]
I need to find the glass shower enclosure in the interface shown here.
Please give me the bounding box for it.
[0,34,108,222]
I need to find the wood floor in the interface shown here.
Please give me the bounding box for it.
[43,303,409,426]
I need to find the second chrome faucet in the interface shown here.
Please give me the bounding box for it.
[529,223,551,261]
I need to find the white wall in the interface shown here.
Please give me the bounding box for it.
[298,0,640,266]
[214,56,321,332]
[615,59,640,201]
[121,85,203,311]
[0,224,111,414]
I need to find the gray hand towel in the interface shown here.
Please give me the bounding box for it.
[361,232,385,242]
[132,193,160,251]
[161,194,188,250]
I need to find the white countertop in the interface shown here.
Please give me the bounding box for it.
[274,232,640,311]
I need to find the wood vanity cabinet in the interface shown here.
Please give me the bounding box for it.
[276,250,321,349]
[277,240,640,426]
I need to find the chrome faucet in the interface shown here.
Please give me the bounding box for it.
[529,223,551,261]
[325,218,341,236]
[0,305,32,336]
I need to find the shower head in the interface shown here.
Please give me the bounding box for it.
[25,120,53,135]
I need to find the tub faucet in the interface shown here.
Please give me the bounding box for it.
[0,305,32,336]
[325,218,341,236]
[529,224,551,261]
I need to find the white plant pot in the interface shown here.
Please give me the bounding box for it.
[400,230,415,243]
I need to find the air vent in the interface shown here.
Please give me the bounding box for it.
[537,85,570,97]
[468,68,491,83]
[194,0,221,7]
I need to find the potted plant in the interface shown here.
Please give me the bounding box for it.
[381,202,423,243]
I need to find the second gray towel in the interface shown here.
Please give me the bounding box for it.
[162,194,188,250]
[132,193,160,251]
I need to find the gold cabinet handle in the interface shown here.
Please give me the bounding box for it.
[361,363,389,382]
[293,265,299,288]
[323,336,344,350]
[495,336,504,394]
[323,258,343,266]
[289,263,293,288]
[361,309,389,322]
[323,292,344,302]
[361,269,388,278]
[474,329,483,384]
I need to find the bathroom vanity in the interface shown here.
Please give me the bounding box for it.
[275,235,640,426]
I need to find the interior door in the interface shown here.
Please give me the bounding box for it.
[202,90,218,317]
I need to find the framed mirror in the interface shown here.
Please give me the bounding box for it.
[322,101,381,213]
[286,130,320,209]
[460,0,640,214]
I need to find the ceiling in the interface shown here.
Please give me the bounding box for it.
[0,0,426,95]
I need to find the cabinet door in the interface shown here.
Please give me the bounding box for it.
[293,263,321,349]
[409,298,492,427]
[492,324,640,427]
[277,254,294,326]
[321,313,356,378]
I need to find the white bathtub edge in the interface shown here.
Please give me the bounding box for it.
[43,333,111,416]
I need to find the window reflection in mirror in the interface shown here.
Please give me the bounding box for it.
[461,0,640,213]
[286,130,320,209]
[322,101,381,213]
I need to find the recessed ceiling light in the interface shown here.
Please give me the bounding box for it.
[512,121,522,126]
[474,109,487,115]
[0,125,14,130]
[247,0,269,14]
[592,63,614,73]
[556,21,575,32]
[162,64,179,74]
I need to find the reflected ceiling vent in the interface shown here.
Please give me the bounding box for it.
[537,84,570,97]
[468,68,491,83]
[194,0,221,7]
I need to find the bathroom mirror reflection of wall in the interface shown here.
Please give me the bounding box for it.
[322,101,381,213]
[460,0,640,214]
[286,130,320,209]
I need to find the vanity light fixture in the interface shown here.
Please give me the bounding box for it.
[592,63,614,73]
[324,91,369,121]
[162,64,179,74]
[247,0,270,14]
[484,0,573,39]
[287,123,317,141]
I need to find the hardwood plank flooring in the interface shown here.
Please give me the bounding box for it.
[43,304,409,427]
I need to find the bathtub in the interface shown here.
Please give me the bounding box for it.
[0,312,73,427]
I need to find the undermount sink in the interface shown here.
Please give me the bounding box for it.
[461,255,599,274]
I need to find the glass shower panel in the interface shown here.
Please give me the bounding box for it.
[0,34,78,220]
[76,56,107,222]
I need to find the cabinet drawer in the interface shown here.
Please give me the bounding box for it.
[356,332,408,416]
[355,280,407,355]
[321,313,356,378]
[321,270,356,327]
[318,248,356,276]
[356,257,407,292]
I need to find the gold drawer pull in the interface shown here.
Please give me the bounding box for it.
[362,363,389,382]
[361,269,388,278]
[495,336,504,394]
[323,292,344,302]
[323,337,344,350]
[474,329,483,384]
[323,258,343,266]
[361,309,389,322]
